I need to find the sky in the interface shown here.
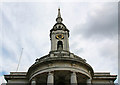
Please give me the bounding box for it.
[0,0,119,84]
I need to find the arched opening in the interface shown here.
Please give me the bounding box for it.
[57,41,63,50]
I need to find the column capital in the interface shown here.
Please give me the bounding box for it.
[70,70,77,74]
[48,70,54,73]
[48,71,54,75]
[31,78,36,81]
[31,78,36,82]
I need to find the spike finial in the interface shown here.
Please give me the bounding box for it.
[56,8,63,23]
[58,8,61,17]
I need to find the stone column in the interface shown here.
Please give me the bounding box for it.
[87,78,92,85]
[31,79,36,85]
[47,72,54,85]
[71,71,77,85]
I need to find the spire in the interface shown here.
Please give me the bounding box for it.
[56,8,63,23]
[58,8,61,17]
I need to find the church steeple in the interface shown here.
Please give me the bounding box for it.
[50,8,69,52]
[56,8,63,23]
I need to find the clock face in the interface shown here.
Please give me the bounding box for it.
[56,34,64,39]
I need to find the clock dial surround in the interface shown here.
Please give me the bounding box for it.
[56,34,64,39]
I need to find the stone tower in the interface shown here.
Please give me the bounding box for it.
[50,8,69,51]
[4,8,117,85]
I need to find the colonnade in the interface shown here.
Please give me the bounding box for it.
[31,71,91,85]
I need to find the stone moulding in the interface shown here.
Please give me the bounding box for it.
[27,55,94,81]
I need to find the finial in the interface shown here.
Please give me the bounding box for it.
[56,8,63,23]
[58,8,61,17]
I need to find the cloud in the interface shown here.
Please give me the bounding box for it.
[69,2,118,81]
[73,2,118,40]
[0,2,118,84]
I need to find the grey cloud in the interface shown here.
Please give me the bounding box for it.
[73,3,118,40]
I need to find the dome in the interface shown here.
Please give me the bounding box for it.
[27,51,94,83]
